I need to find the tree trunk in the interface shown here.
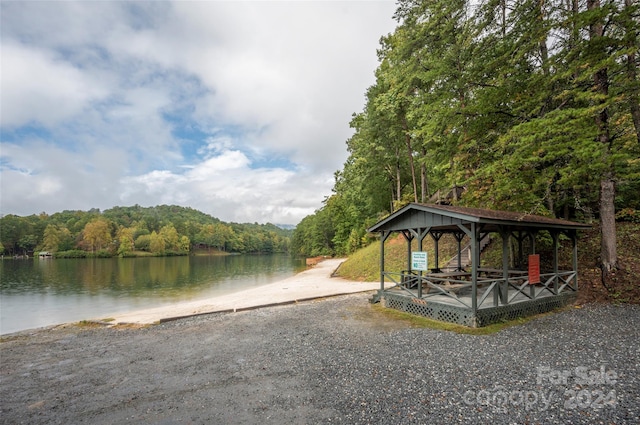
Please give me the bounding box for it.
[538,0,550,76]
[397,163,402,205]
[588,0,618,276]
[600,176,617,273]
[401,117,418,203]
[624,0,640,144]
[395,146,402,207]
[501,0,506,37]
[420,146,428,202]
[628,55,640,144]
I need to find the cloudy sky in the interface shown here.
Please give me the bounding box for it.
[1,1,397,225]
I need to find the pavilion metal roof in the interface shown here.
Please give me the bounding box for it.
[367,203,591,234]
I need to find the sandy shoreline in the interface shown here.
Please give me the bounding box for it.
[103,258,379,326]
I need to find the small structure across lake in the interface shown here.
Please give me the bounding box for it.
[367,203,591,327]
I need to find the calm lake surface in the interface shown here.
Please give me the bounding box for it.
[0,254,306,335]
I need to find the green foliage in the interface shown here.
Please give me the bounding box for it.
[0,205,292,258]
[0,214,40,256]
[81,219,112,253]
[42,224,74,253]
[55,250,88,259]
[295,0,639,261]
[134,234,151,251]
[179,236,191,253]
[291,209,335,257]
[195,223,230,250]
[17,234,38,255]
[93,249,113,258]
[616,208,640,223]
[159,224,180,252]
[149,231,166,255]
[116,227,135,257]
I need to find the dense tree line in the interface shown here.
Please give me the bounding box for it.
[0,205,291,257]
[293,0,639,280]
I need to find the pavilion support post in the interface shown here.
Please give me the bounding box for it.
[454,233,465,271]
[475,229,483,273]
[409,228,430,298]
[418,235,423,298]
[531,232,536,254]
[377,231,392,300]
[530,231,537,298]
[417,228,428,298]
[471,223,479,324]
[517,231,524,269]
[500,227,510,305]
[552,231,559,294]
[509,231,527,269]
[430,231,443,272]
[402,230,414,274]
[571,230,578,289]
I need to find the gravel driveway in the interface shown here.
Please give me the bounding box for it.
[1,293,639,424]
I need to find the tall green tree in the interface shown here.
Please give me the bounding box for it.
[159,224,180,252]
[42,224,73,252]
[149,231,166,254]
[0,215,29,255]
[116,227,136,256]
[300,0,639,284]
[81,219,113,253]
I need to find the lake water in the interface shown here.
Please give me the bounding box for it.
[0,254,306,335]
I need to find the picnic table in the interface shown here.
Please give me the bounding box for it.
[478,268,528,278]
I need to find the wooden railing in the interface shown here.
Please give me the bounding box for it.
[381,269,577,309]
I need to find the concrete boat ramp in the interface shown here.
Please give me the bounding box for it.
[104,259,379,326]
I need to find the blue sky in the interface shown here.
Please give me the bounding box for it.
[0,1,397,225]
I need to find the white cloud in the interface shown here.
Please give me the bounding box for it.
[0,0,397,224]
[0,43,109,127]
[118,148,322,224]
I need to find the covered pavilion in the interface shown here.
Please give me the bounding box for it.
[367,203,591,327]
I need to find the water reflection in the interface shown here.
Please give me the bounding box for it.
[1,255,305,334]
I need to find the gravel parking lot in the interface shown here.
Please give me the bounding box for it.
[1,293,639,424]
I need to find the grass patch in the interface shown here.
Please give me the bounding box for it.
[371,303,572,334]
[77,319,116,327]
[0,335,25,343]
[335,242,380,281]
[336,234,458,282]
[191,249,231,256]
[77,320,105,328]
[75,319,148,330]
[111,323,151,330]
[125,250,155,257]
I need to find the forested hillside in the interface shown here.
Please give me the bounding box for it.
[292,0,640,287]
[0,205,291,257]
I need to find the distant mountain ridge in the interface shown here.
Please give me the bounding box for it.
[275,223,296,230]
[0,204,294,257]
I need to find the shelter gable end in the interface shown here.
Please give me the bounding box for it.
[375,210,466,232]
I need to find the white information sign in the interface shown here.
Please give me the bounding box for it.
[411,251,428,271]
